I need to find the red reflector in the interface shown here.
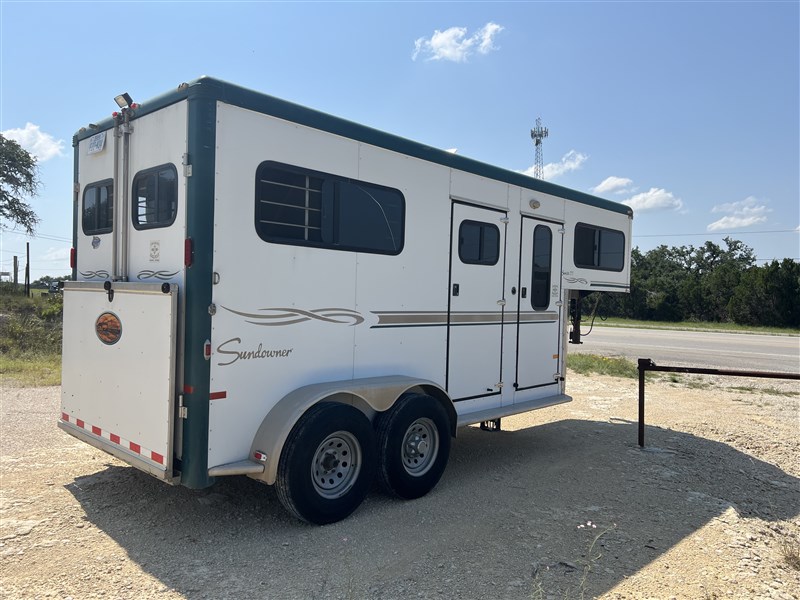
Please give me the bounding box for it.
[204,341,212,359]
[184,237,193,267]
[70,248,76,269]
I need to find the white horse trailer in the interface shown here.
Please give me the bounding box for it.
[60,78,633,524]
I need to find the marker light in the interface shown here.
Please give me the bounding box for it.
[184,237,194,267]
[70,248,76,269]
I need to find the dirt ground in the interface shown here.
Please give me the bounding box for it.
[1,372,798,600]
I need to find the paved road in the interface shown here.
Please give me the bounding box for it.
[569,326,800,373]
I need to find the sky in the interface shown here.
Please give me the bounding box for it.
[1,1,798,280]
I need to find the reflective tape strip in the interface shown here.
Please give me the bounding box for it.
[60,413,165,466]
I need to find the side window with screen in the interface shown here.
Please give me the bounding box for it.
[82,180,114,235]
[132,164,178,230]
[458,220,500,266]
[574,223,625,271]
[255,161,404,255]
[531,225,552,310]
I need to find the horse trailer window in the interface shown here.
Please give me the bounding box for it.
[255,161,404,255]
[531,225,552,310]
[574,223,625,271]
[82,180,113,235]
[132,165,178,230]
[459,220,500,266]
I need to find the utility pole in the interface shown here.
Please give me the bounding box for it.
[25,242,30,297]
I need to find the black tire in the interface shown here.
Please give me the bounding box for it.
[276,402,376,525]
[375,393,451,500]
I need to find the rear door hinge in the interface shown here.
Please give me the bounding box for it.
[178,394,188,419]
[182,153,192,177]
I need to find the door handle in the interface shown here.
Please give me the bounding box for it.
[521,287,527,298]
[452,283,460,297]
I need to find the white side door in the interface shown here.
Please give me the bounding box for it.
[514,217,562,393]
[447,202,507,400]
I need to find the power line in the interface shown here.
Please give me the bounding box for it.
[754,257,800,262]
[0,228,72,243]
[634,229,798,238]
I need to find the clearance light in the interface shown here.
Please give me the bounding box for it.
[184,237,194,267]
[204,340,212,360]
[70,248,76,269]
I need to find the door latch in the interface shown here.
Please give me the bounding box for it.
[452,283,460,297]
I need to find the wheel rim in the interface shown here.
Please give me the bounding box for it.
[401,417,439,477]
[311,431,362,499]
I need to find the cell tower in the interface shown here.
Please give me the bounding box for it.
[530,117,549,179]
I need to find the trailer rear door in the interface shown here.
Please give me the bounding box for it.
[60,281,178,480]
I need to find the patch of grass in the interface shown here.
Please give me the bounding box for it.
[596,317,799,336]
[686,379,711,390]
[1,287,63,386]
[566,354,640,379]
[781,535,800,571]
[729,385,798,397]
[0,354,61,387]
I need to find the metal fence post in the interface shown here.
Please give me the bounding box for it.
[637,358,650,448]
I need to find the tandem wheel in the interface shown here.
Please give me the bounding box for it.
[375,393,452,500]
[276,402,376,525]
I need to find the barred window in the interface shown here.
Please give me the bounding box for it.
[255,161,404,255]
[132,164,178,230]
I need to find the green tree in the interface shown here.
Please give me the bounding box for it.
[0,133,40,234]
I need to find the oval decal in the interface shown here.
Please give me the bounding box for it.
[96,312,122,345]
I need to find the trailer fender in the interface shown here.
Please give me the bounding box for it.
[248,375,455,485]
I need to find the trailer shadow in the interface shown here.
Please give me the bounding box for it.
[65,418,799,599]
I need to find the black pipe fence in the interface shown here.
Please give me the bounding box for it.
[637,358,800,447]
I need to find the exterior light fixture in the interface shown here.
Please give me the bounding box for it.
[114,93,133,109]
[529,199,541,210]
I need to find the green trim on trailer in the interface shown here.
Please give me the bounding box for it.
[180,88,218,489]
[75,77,631,217]
[71,137,79,281]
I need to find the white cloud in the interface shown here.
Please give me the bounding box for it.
[707,215,768,231]
[413,22,504,62]
[622,187,683,212]
[591,176,634,195]
[1,122,65,162]
[707,196,770,231]
[520,150,588,180]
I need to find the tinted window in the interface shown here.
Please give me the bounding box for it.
[531,225,552,310]
[82,180,113,235]
[132,164,178,229]
[574,224,625,271]
[459,220,500,266]
[255,161,404,255]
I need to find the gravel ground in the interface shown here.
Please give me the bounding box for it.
[1,372,798,600]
